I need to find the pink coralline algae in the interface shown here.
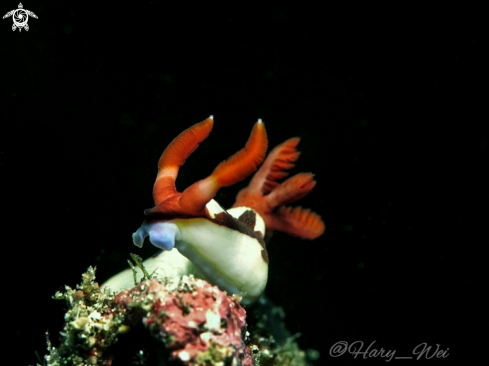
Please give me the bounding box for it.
[114,277,253,365]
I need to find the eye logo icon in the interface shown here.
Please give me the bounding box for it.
[3,3,38,32]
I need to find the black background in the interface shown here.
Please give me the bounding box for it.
[1,1,487,365]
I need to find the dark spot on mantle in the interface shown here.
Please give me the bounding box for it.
[212,210,268,263]
[237,209,256,230]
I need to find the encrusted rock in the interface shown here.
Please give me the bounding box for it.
[37,267,313,366]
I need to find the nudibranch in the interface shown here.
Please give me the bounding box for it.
[102,116,324,305]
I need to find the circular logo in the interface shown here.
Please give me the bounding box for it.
[12,9,28,28]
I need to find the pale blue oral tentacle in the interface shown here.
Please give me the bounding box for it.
[132,220,181,250]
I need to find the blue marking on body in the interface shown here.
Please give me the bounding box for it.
[132,221,179,250]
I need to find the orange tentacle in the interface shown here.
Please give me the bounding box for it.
[233,136,325,240]
[266,206,325,239]
[153,117,214,205]
[265,173,316,208]
[248,137,301,195]
[212,120,268,187]
[179,120,268,215]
